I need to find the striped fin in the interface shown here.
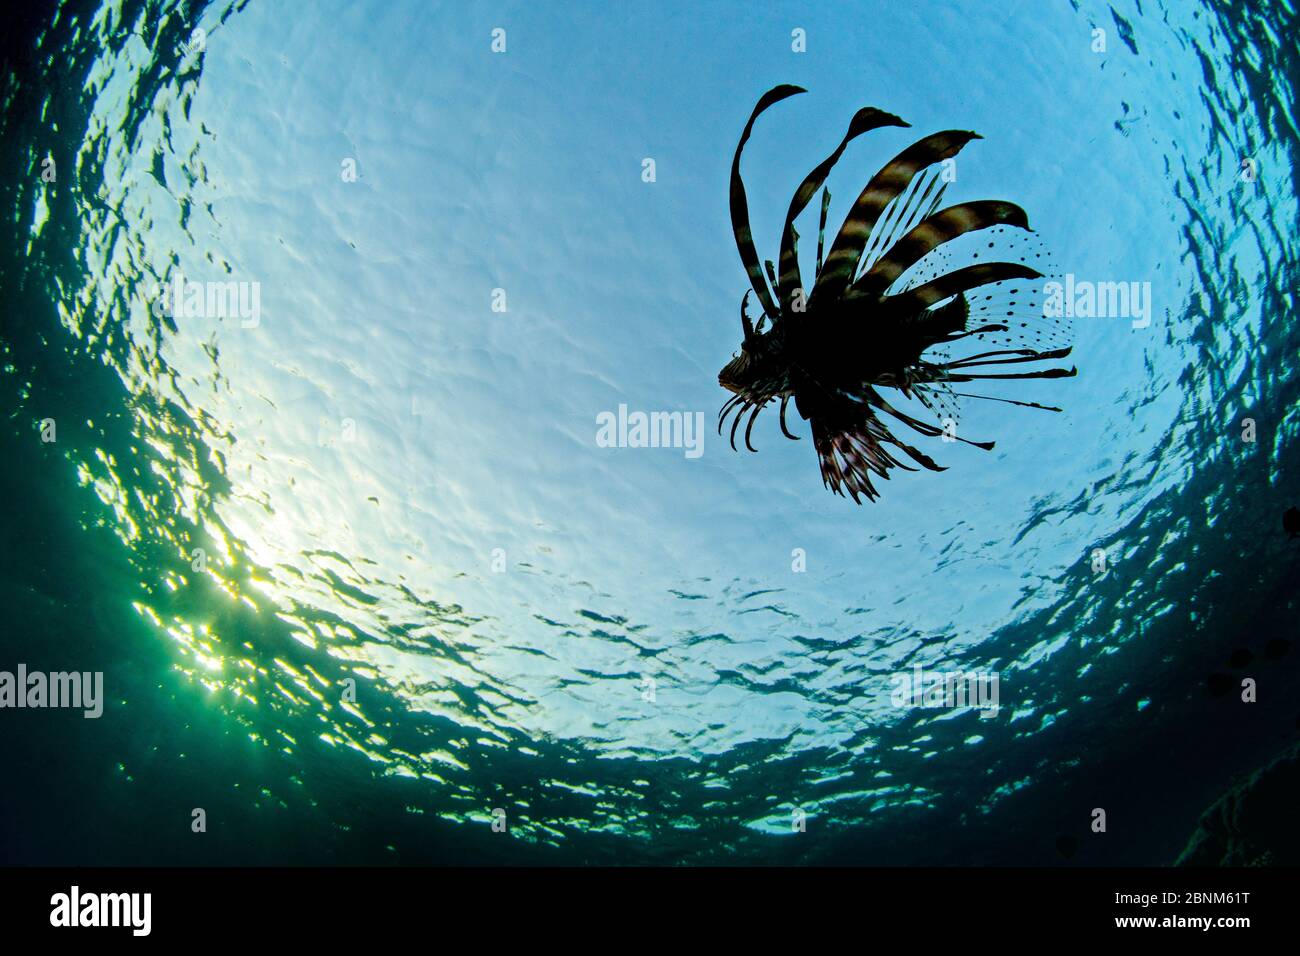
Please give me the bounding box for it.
[776,107,908,311]
[814,130,981,304]
[945,345,1074,369]
[949,391,1064,412]
[863,387,996,450]
[858,167,945,281]
[941,345,1077,383]
[919,179,948,222]
[883,263,1043,315]
[944,366,1078,382]
[858,201,1031,294]
[812,412,929,504]
[815,188,831,276]
[730,85,806,320]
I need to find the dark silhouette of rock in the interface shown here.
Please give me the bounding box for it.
[1176,741,1300,865]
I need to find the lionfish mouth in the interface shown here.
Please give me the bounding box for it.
[718,390,800,452]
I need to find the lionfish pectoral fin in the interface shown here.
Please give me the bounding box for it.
[944,364,1078,382]
[778,106,908,310]
[864,387,996,452]
[945,345,1074,369]
[856,166,947,282]
[883,262,1043,315]
[939,344,1077,411]
[814,130,982,305]
[858,200,1032,294]
[949,392,1064,412]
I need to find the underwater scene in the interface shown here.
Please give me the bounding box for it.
[1,0,1298,877]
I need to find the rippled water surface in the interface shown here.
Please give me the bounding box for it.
[1,0,1298,864]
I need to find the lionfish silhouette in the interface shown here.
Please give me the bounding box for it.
[718,85,1077,503]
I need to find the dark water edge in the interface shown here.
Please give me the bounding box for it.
[1177,739,1300,866]
[2,0,1299,866]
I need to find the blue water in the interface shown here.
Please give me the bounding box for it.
[1,0,1297,864]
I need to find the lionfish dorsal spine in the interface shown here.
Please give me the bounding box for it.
[883,262,1042,314]
[729,85,807,320]
[776,106,907,313]
[815,187,832,278]
[813,130,982,306]
[857,200,1031,294]
[857,166,947,282]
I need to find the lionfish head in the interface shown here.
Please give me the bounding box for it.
[717,347,757,395]
[718,290,781,397]
[717,291,803,452]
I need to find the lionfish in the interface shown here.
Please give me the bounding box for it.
[717,85,1077,503]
